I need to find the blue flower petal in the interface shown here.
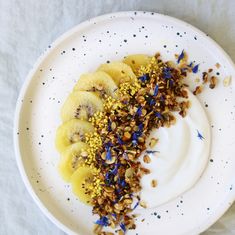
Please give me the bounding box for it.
[118,178,126,188]
[105,142,113,148]
[153,84,159,96]
[107,120,112,132]
[188,62,193,67]
[136,106,142,116]
[197,130,204,140]
[95,216,109,227]
[111,163,120,175]
[177,50,184,63]
[106,149,112,160]
[192,64,199,73]
[133,201,139,210]
[132,140,138,146]
[105,142,112,160]
[138,123,143,131]
[120,223,126,233]
[146,150,159,154]
[138,74,149,82]
[160,95,165,102]
[163,67,172,79]
[117,135,124,145]
[169,79,174,87]
[105,172,112,185]
[155,112,162,119]
[149,98,155,106]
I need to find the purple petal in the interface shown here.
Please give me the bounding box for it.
[192,64,199,73]
[95,216,109,226]
[177,50,184,63]
[120,223,126,232]
[153,84,159,96]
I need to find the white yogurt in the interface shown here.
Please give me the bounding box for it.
[140,90,211,208]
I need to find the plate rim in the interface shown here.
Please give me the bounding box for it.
[13,10,235,235]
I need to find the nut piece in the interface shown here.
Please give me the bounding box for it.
[142,109,147,116]
[118,230,124,235]
[140,201,147,208]
[100,232,114,235]
[193,85,203,95]
[202,72,208,83]
[149,138,158,148]
[137,96,145,103]
[123,132,131,141]
[93,224,102,234]
[215,63,220,68]
[111,122,116,130]
[80,151,88,158]
[151,179,158,188]
[209,76,217,89]
[140,167,151,175]
[223,76,231,87]
[125,168,135,178]
[143,155,151,163]
[101,152,106,160]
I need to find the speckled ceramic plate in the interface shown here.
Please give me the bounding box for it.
[14,11,235,235]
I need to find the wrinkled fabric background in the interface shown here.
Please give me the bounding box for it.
[0,0,234,234]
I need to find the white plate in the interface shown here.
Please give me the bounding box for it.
[14,11,235,235]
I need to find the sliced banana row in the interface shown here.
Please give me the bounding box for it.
[56,57,147,204]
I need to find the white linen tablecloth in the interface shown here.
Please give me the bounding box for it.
[0,0,234,234]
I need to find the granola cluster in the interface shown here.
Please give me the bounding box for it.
[85,54,197,234]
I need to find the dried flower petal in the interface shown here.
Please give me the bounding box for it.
[155,112,163,119]
[117,135,124,145]
[197,130,204,140]
[107,120,112,132]
[149,98,156,106]
[138,74,149,82]
[136,106,142,116]
[146,150,159,154]
[120,223,126,233]
[177,50,184,63]
[138,123,143,131]
[95,216,109,227]
[163,67,172,79]
[105,142,112,160]
[153,84,159,96]
[192,64,199,73]
[133,201,139,210]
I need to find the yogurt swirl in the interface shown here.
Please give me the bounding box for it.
[140,90,211,208]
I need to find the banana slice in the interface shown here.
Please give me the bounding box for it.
[71,166,95,205]
[97,62,136,85]
[73,71,118,98]
[55,119,94,152]
[59,142,89,182]
[61,91,103,122]
[123,54,151,74]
